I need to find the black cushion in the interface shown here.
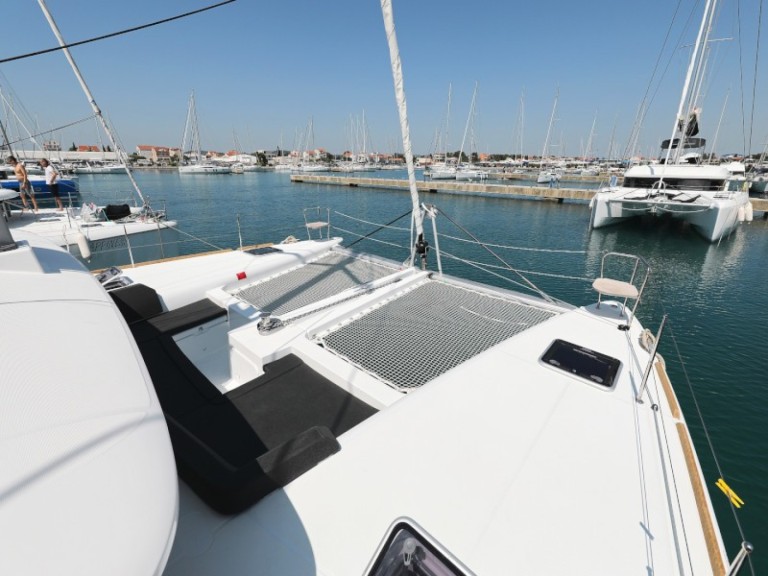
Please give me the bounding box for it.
[109,283,163,325]
[147,298,227,336]
[104,204,132,220]
[114,295,377,514]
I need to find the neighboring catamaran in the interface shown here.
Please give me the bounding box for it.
[589,0,752,242]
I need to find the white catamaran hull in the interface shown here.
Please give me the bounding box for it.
[590,188,749,242]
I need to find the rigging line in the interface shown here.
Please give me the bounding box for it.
[433,207,554,303]
[624,0,686,160]
[0,114,97,148]
[736,0,748,157]
[336,210,590,255]
[158,222,224,252]
[748,0,764,157]
[661,312,753,562]
[334,210,410,233]
[437,250,593,282]
[322,225,409,251]
[0,0,237,65]
[435,248,555,297]
[436,231,589,255]
[344,208,413,249]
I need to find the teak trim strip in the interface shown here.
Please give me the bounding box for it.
[676,422,726,575]
[658,358,725,575]
[656,361,681,420]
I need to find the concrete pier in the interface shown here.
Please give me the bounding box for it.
[290,174,768,214]
[290,174,596,202]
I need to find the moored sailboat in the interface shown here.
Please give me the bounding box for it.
[589,0,752,242]
[6,0,178,264]
[178,91,231,175]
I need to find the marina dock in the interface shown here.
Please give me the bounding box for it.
[290,174,597,202]
[290,174,768,214]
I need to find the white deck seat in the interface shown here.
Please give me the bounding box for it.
[305,221,328,229]
[592,252,650,326]
[592,277,639,300]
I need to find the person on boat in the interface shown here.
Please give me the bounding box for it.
[7,156,38,213]
[40,158,63,210]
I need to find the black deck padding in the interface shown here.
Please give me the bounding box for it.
[147,298,227,336]
[169,422,339,515]
[118,293,379,513]
[109,283,164,324]
[226,354,378,448]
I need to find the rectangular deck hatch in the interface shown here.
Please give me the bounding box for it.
[541,339,621,388]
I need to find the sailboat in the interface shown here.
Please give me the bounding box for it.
[178,91,231,175]
[590,0,752,242]
[454,82,488,181]
[3,0,176,265]
[536,88,563,184]
[424,84,457,180]
[2,1,754,574]
[0,89,81,203]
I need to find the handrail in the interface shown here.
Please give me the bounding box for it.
[593,251,651,329]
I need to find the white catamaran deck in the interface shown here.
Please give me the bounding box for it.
[118,239,722,575]
[162,291,718,575]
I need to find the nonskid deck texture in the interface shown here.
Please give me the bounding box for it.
[234,251,400,316]
[317,280,559,391]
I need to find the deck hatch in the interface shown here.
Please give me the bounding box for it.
[318,280,558,391]
[540,339,621,387]
[366,519,473,576]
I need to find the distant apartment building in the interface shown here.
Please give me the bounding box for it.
[136,145,181,164]
[43,140,61,152]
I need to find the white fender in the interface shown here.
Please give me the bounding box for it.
[75,232,91,259]
[746,202,754,222]
[737,205,745,222]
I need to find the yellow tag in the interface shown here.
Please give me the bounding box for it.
[716,478,744,508]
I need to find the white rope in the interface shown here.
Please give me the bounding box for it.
[436,231,589,254]
[334,210,410,233]
[332,225,410,251]
[334,210,590,255]
[437,249,594,282]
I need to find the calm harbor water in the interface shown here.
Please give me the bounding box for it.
[80,169,767,572]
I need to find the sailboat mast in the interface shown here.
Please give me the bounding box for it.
[709,90,729,159]
[458,82,478,165]
[37,0,146,205]
[584,113,597,162]
[380,0,426,266]
[541,89,559,160]
[663,0,717,164]
[445,83,452,162]
[519,90,525,159]
[180,91,194,164]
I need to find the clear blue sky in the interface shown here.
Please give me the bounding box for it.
[1,0,765,158]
